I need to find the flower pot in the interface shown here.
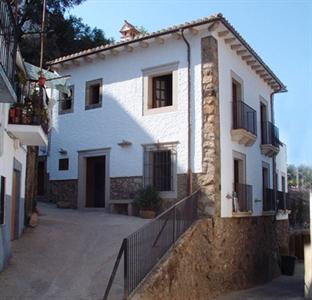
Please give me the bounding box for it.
[281,255,296,276]
[139,209,156,219]
[9,108,15,123]
[38,75,46,87]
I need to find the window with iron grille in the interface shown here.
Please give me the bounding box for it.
[143,144,177,193]
[152,74,172,108]
[0,176,5,225]
[59,85,74,114]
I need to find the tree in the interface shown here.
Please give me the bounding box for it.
[288,164,312,190]
[13,0,113,65]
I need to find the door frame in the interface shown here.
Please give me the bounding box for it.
[77,148,110,210]
[11,158,22,240]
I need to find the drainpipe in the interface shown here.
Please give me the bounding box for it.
[180,29,192,195]
[270,86,287,218]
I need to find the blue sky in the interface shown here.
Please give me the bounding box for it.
[69,0,312,166]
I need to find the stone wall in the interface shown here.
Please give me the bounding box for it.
[47,180,78,208]
[131,216,280,300]
[110,176,143,200]
[196,36,221,217]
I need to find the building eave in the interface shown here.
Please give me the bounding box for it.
[47,13,286,92]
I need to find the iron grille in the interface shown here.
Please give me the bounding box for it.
[143,143,176,192]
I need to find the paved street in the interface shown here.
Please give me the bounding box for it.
[217,262,304,300]
[0,202,147,300]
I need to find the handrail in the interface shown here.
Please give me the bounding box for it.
[103,189,200,300]
[103,239,126,300]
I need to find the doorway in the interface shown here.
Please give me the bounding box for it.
[78,148,110,209]
[86,156,106,207]
[11,169,21,241]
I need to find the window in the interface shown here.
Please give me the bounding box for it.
[152,74,172,108]
[260,101,268,144]
[281,175,286,193]
[143,143,177,196]
[59,158,69,171]
[0,176,5,225]
[59,85,74,114]
[85,79,102,109]
[142,62,178,114]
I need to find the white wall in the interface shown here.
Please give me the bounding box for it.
[48,31,204,181]
[276,143,288,192]
[217,34,276,217]
[0,102,27,271]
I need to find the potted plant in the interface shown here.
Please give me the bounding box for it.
[135,185,160,219]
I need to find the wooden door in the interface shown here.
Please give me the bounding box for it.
[86,156,106,207]
[11,170,20,241]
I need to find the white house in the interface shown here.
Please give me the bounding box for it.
[46,14,288,217]
[0,1,47,271]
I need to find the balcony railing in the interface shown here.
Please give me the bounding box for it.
[233,183,253,213]
[233,100,257,135]
[277,191,289,210]
[263,188,276,212]
[261,121,280,147]
[8,105,48,133]
[0,0,17,88]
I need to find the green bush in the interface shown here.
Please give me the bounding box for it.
[134,185,160,210]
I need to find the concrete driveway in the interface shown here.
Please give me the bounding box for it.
[0,202,147,300]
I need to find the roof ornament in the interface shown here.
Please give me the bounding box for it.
[119,20,141,41]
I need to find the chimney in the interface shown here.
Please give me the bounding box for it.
[120,20,141,41]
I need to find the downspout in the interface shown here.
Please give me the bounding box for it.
[180,29,192,195]
[270,86,287,219]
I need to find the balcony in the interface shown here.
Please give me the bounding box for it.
[277,191,289,210]
[263,188,276,213]
[231,100,257,146]
[260,121,280,157]
[0,0,18,103]
[232,183,253,216]
[6,105,48,146]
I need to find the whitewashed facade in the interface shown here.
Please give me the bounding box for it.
[47,14,288,218]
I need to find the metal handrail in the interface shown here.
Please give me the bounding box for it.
[103,189,200,300]
[232,100,257,135]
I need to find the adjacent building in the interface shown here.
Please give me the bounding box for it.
[0,0,47,271]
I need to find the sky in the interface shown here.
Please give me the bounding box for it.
[69,0,312,166]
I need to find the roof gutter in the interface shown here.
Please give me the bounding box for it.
[180,28,192,195]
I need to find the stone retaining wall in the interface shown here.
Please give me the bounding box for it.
[131,216,280,300]
[47,180,78,208]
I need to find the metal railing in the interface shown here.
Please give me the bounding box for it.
[0,0,17,88]
[232,100,257,135]
[103,189,200,300]
[261,121,280,147]
[233,183,253,212]
[277,191,288,210]
[263,188,276,211]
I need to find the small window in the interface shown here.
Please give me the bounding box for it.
[144,144,176,193]
[0,176,5,225]
[59,85,74,114]
[85,79,102,109]
[152,74,172,108]
[59,158,69,171]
